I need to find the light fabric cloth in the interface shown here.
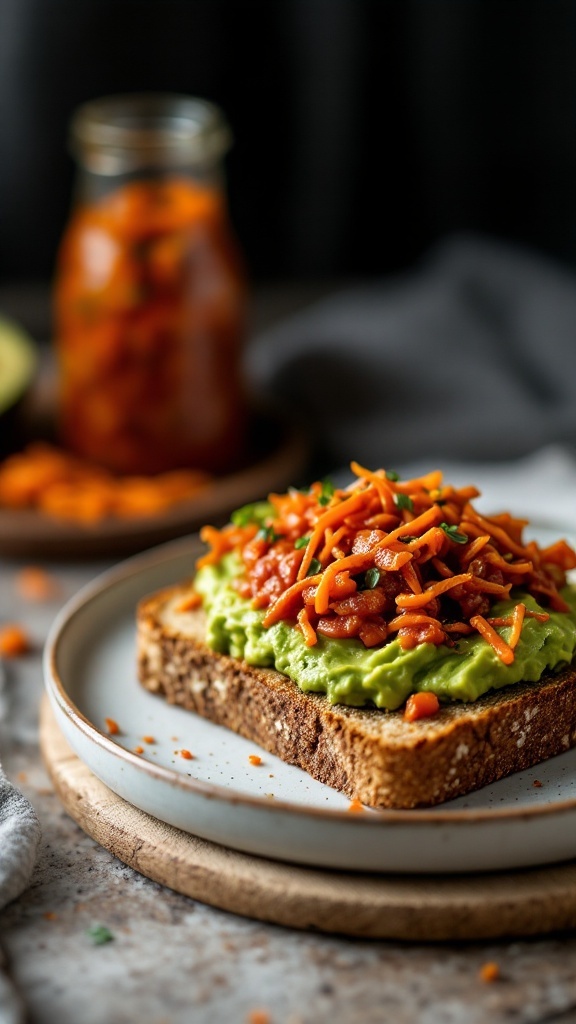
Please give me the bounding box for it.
[248,235,576,470]
[0,656,40,1024]
[0,764,40,912]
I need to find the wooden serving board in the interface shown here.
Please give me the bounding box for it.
[40,697,576,941]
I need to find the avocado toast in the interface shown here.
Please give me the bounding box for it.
[137,463,576,808]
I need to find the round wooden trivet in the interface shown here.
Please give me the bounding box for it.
[40,697,576,941]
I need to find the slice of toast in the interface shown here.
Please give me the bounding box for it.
[137,585,576,809]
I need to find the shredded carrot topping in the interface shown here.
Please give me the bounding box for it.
[197,463,576,675]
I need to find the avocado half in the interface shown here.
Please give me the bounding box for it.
[0,316,38,456]
[0,315,37,417]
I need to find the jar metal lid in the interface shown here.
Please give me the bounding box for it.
[70,93,232,174]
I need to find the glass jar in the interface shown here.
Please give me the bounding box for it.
[54,93,247,475]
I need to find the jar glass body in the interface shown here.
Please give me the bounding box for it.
[54,94,247,476]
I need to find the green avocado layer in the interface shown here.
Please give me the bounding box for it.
[194,554,576,711]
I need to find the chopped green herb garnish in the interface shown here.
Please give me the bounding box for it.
[394,493,414,512]
[364,568,381,589]
[399,535,417,544]
[294,535,310,549]
[87,924,114,946]
[385,470,400,482]
[440,522,469,544]
[318,479,335,506]
[231,501,274,527]
[257,525,283,544]
[306,558,322,577]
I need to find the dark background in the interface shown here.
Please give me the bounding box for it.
[0,0,575,285]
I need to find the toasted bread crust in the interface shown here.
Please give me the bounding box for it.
[136,585,576,809]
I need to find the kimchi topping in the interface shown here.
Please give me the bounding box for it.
[197,463,576,664]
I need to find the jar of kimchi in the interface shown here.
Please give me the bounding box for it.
[54,94,247,475]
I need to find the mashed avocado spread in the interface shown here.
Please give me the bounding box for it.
[194,554,576,711]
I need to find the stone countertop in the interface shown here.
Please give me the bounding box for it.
[2,563,576,1024]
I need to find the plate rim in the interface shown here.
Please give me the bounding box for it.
[44,534,576,830]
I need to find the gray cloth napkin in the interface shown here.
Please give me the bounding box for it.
[0,764,40,912]
[248,235,576,469]
[0,758,40,1024]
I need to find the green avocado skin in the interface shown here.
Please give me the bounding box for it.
[194,555,576,711]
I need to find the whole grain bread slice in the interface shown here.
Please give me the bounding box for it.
[136,585,576,809]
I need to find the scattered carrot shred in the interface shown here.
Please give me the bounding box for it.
[133,746,144,755]
[533,779,543,788]
[247,1011,272,1024]
[248,754,262,766]
[403,692,441,722]
[347,798,365,813]
[142,735,155,745]
[479,961,501,983]
[0,624,29,657]
[104,717,120,736]
[179,749,194,760]
[196,462,576,673]
[15,566,60,602]
[175,591,202,613]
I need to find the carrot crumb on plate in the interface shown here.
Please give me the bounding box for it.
[247,1010,272,1024]
[104,717,120,735]
[533,779,543,788]
[0,624,29,657]
[133,746,144,755]
[178,749,194,760]
[403,691,441,722]
[16,566,60,601]
[142,735,155,744]
[248,754,262,766]
[175,592,202,613]
[479,961,500,983]
[347,799,364,813]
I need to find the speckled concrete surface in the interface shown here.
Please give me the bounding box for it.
[3,558,576,1024]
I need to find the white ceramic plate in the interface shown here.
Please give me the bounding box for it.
[44,535,576,874]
